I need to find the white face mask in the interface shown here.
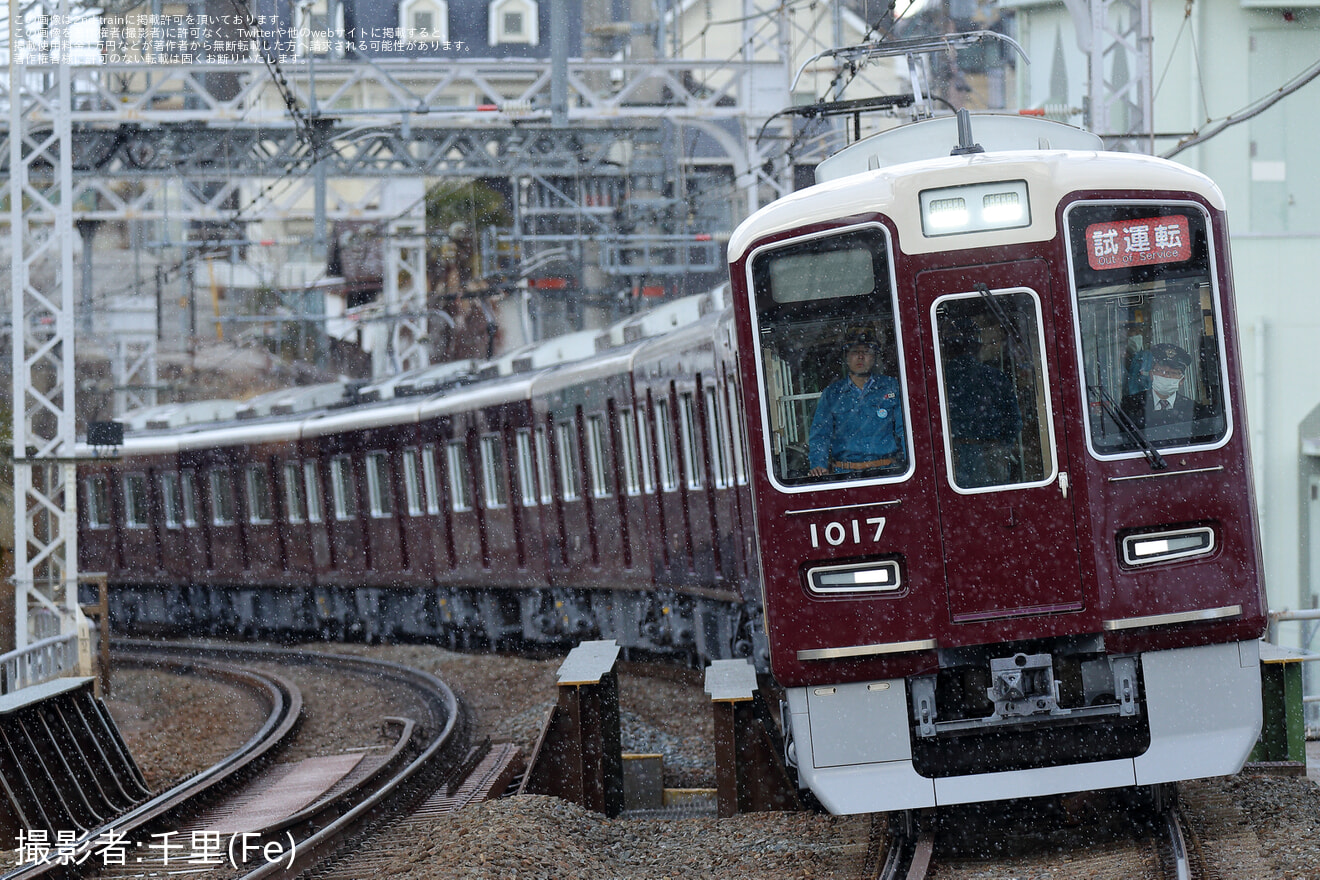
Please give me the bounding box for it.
[1151,375,1182,398]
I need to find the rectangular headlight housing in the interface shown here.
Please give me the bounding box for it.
[1121,526,1216,567]
[807,560,902,596]
[920,180,1031,236]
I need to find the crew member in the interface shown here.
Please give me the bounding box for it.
[807,331,904,477]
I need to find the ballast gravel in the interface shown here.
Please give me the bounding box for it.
[104,641,1320,880]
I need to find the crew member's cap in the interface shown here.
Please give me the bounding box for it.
[1150,342,1192,372]
[841,330,880,353]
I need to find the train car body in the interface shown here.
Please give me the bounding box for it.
[77,290,761,659]
[726,114,1267,812]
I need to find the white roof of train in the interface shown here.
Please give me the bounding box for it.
[78,287,731,457]
[728,140,1224,263]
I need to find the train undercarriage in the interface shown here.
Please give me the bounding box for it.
[97,581,764,666]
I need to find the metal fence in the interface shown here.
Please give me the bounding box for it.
[0,633,81,696]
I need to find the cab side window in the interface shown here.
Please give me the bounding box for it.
[748,225,909,488]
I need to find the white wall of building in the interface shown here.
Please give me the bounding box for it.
[1006,0,1320,624]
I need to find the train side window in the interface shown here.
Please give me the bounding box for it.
[181,471,199,527]
[421,446,441,515]
[933,292,1056,492]
[329,455,358,520]
[86,476,110,529]
[655,400,679,492]
[534,428,554,505]
[246,465,273,524]
[705,386,734,489]
[636,405,656,493]
[210,469,235,526]
[554,422,582,501]
[678,392,704,490]
[160,473,182,528]
[747,224,909,488]
[479,434,509,508]
[366,452,394,517]
[1066,203,1229,456]
[401,449,424,516]
[283,463,306,523]
[446,441,473,512]
[514,429,538,506]
[122,473,148,528]
[303,461,324,523]
[586,415,612,498]
[725,383,749,486]
[617,409,642,496]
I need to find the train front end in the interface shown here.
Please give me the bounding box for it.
[726,116,1267,813]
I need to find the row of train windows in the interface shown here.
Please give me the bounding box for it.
[85,394,749,530]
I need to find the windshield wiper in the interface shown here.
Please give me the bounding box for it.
[1088,382,1167,470]
[974,282,1029,365]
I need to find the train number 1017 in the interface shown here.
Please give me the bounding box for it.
[808,517,886,549]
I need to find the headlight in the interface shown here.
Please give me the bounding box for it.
[920,180,1031,236]
[1121,526,1215,567]
[806,560,902,596]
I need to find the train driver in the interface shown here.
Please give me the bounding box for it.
[807,330,905,477]
[1120,342,1210,430]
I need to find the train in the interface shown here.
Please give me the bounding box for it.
[79,111,1267,814]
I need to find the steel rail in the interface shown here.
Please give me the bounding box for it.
[101,640,466,880]
[235,647,466,880]
[2,653,302,880]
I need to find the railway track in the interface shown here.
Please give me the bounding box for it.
[866,786,1208,880]
[4,642,470,880]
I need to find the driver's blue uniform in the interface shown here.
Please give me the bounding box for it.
[808,374,904,472]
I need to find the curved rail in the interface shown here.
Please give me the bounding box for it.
[3,654,302,880]
[105,640,467,880]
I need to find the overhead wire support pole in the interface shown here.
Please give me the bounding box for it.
[8,0,89,664]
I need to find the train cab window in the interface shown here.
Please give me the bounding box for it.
[209,470,236,526]
[585,416,612,498]
[401,449,424,516]
[554,422,582,501]
[421,446,441,515]
[123,473,149,528]
[160,473,182,528]
[479,434,509,508]
[85,476,110,529]
[514,429,539,506]
[933,292,1056,491]
[446,441,473,512]
[747,225,910,488]
[303,461,324,522]
[181,471,199,527]
[1067,203,1229,457]
[283,463,306,523]
[366,452,394,517]
[329,455,358,520]
[246,465,273,524]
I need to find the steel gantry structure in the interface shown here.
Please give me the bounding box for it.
[2,1,809,656]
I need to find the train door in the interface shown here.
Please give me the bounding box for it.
[917,260,1086,623]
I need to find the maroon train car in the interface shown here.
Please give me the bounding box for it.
[725,113,1267,813]
[76,291,758,659]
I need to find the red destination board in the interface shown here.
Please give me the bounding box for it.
[1084,214,1191,270]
